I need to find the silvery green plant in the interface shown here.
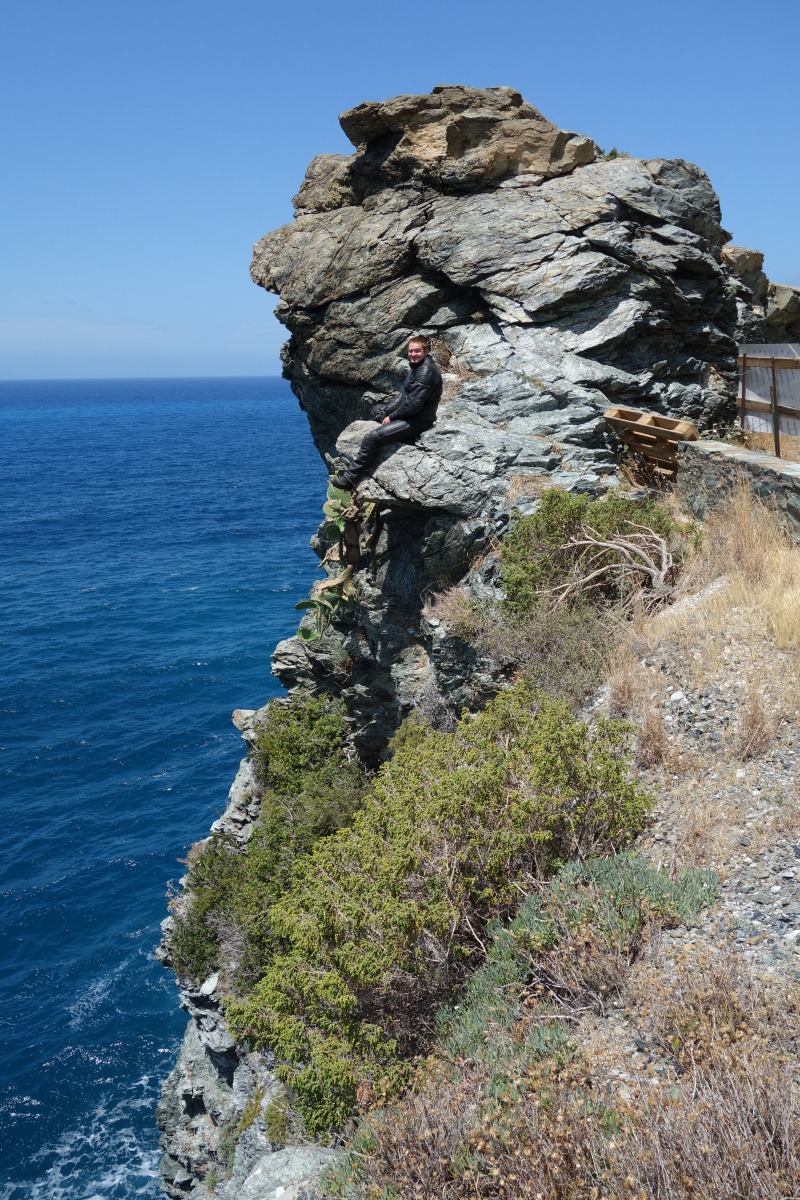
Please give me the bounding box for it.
[295,483,355,642]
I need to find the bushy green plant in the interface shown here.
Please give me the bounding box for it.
[440,854,716,1062]
[169,693,367,985]
[264,1091,291,1147]
[169,833,245,981]
[252,691,359,795]
[224,682,653,1133]
[473,599,611,707]
[500,489,680,616]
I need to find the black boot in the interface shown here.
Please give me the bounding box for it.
[329,473,355,491]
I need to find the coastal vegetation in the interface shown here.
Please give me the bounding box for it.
[223,685,653,1131]
[433,489,692,707]
[168,693,367,983]
[319,856,723,1200]
[169,491,682,1135]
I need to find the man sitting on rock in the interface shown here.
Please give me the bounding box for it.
[330,335,442,491]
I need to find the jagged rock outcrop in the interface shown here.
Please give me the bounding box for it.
[722,243,800,344]
[256,85,756,754]
[257,86,740,459]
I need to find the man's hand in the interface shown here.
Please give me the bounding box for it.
[382,416,391,426]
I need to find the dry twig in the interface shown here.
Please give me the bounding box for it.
[549,522,675,611]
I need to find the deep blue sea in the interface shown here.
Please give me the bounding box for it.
[0,377,326,1198]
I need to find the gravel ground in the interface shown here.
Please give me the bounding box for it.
[578,585,800,1093]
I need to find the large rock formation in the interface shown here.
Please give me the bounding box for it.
[255,85,753,754]
[256,85,741,461]
[722,243,800,343]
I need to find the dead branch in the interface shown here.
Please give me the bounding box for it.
[547,522,675,610]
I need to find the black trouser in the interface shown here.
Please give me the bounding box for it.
[347,418,418,480]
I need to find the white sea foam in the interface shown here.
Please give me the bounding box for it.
[0,1081,162,1200]
[67,958,131,1031]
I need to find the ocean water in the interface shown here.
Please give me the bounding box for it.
[0,377,327,1198]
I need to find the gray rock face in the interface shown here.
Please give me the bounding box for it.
[721,243,800,343]
[252,86,757,753]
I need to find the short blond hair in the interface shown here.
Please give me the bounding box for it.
[408,335,430,351]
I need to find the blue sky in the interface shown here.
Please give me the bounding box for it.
[1,0,798,379]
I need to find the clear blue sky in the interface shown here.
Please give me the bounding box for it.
[1,0,798,379]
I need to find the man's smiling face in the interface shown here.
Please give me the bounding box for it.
[407,341,427,365]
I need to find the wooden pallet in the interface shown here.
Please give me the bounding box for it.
[604,406,699,474]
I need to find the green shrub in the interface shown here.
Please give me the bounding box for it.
[252,691,358,794]
[440,854,716,1063]
[169,693,367,985]
[473,599,611,707]
[169,833,245,981]
[499,489,680,616]
[224,682,653,1133]
[431,491,687,709]
[237,694,368,982]
[264,1091,291,1147]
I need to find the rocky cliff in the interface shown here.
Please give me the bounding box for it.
[158,85,797,1197]
[262,84,758,756]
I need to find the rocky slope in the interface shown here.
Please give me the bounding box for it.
[157,86,799,1197]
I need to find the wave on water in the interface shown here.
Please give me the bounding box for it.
[1,1075,166,1200]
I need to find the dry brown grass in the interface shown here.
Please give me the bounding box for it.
[603,1040,800,1200]
[635,706,667,768]
[606,649,646,718]
[746,429,800,463]
[632,943,800,1059]
[736,680,778,760]
[423,586,482,640]
[506,473,560,502]
[674,789,742,869]
[614,486,800,786]
[429,336,477,402]
[669,482,800,653]
[326,943,800,1200]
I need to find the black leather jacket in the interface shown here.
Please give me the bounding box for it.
[385,356,443,427]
